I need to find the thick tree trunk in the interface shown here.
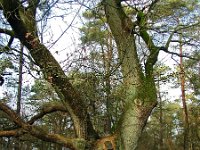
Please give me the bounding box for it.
[103,0,158,149]
[118,102,156,149]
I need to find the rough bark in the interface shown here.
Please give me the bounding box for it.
[0,0,98,148]
[0,0,99,142]
[103,0,158,149]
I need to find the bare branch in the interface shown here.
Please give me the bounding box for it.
[0,28,15,37]
[165,30,176,49]
[147,0,160,12]
[160,47,199,60]
[28,102,68,125]
[0,102,83,149]
[175,22,200,33]
[0,102,26,127]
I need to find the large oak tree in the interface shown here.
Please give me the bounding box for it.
[0,0,199,149]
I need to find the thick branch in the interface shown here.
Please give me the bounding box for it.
[0,129,83,150]
[0,102,84,149]
[0,102,26,127]
[28,102,67,125]
[0,130,20,137]
[27,0,40,15]
[137,11,159,76]
[0,28,15,37]
[0,38,14,53]
[103,0,143,82]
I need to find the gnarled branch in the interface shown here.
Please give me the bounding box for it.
[28,102,68,125]
[0,0,96,139]
[0,102,84,149]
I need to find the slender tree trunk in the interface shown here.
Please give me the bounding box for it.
[15,44,24,150]
[104,31,113,134]
[157,73,163,149]
[17,44,24,115]
[159,93,163,150]
[179,33,189,150]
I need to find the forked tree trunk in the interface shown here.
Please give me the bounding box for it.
[118,101,157,149]
[103,0,158,149]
